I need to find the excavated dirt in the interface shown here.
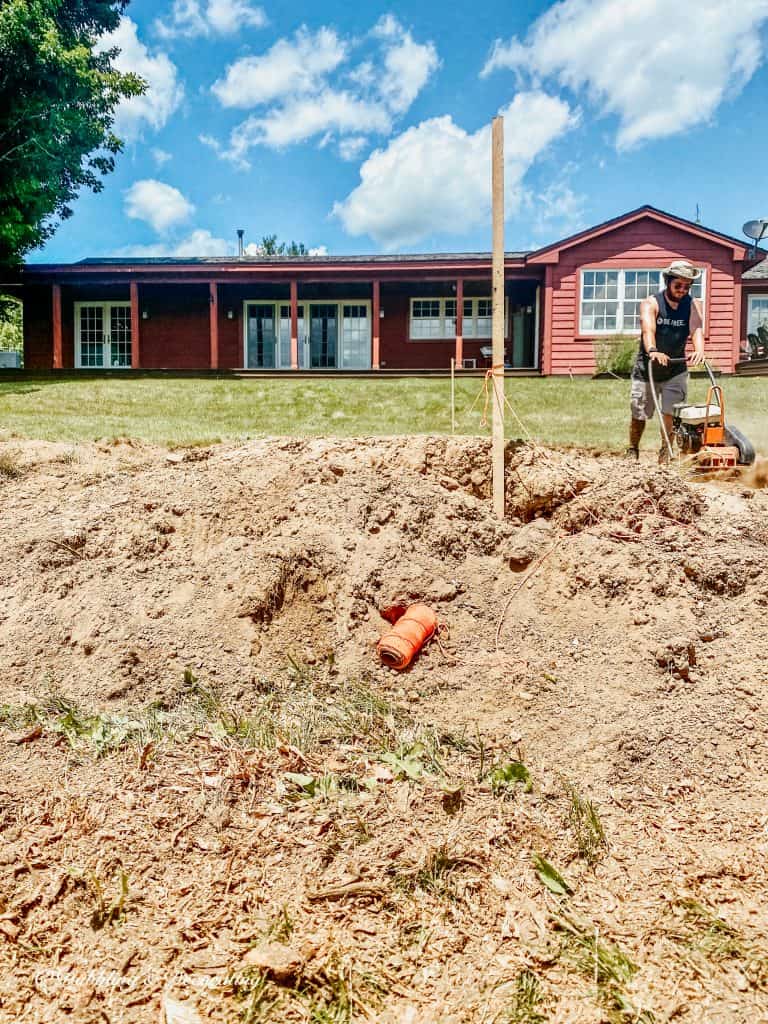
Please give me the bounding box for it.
[1,436,767,1023]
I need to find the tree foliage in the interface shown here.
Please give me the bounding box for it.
[0,295,22,351]
[0,0,145,266]
[258,234,310,256]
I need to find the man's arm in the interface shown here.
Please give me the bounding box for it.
[640,295,668,365]
[688,298,705,366]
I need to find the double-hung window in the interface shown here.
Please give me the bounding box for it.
[410,298,455,339]
[580,269,705,334]
[410,296,507,339]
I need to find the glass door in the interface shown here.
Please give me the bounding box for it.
[75,303,131,368]
[77,305,105,367]
[109,305,132,367]
[340,303,371,369]
[309,304,338,368]
[245,303,277,368]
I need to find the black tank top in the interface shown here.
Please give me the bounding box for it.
[632,289,691,382]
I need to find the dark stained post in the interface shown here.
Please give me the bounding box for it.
[209,282,219,369]
[52,284,62,369]
[290,280,299,369]
[130,281,140,369]
[455,277,464,367]
[372,279,380,369]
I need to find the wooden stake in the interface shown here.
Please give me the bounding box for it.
[491,115,505,519]
[450,357,456,434]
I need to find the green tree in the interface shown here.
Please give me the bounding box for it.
[0,296,22,352]
[258,234,310,256]
[0,0,145,267]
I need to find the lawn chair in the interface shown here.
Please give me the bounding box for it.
[758,324,768,357]
[747,333,761,359]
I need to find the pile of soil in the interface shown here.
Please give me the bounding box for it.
[1,437,767,1022]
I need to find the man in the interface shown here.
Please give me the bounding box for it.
[627,259,706,462]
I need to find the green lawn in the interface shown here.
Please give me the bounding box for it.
[1,374,767,452]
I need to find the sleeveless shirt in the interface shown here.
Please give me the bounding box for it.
[632,289,691,383]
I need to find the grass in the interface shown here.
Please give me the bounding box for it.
[1,374,767,451]
[566,784,609,864]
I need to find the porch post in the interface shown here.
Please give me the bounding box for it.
[372,279,380,369]
[542,266,553,375]
[52,284,62,369]
[130,281,140,369]
[290,280,299,369]
[455,278,464,367]
[209,282,219,369]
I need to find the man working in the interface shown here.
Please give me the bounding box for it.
[628,259,706,461]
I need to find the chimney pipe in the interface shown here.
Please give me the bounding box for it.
[237,228,244,257]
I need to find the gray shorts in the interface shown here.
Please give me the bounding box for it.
[630,373,687,420]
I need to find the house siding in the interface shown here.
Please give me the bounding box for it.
[547,218,741,374]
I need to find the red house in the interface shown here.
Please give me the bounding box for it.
[11,206,765,374]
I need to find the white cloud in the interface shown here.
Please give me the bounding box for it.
[373,15,439,114]
[481,0,768,149]
[155,0,266,39]
[211,27,346,108]
[338,136,368,161]
[227,92,391,160]
[151,148,172,167]
[207,16,439,162]
[309,245,328,256]
[117,229,232,257]
[98,18,184,142]
[333,92,576,249]
[124,179,195,233]
[527,174,587,242]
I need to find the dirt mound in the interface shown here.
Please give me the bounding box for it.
[1,436,767,1022]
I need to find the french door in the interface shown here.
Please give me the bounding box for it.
[244,300,370,369]
[75,303,132,368]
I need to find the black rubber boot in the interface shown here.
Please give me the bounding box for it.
[625,446,639,461]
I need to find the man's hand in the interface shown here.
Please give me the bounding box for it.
[688,349,705,367]
[649,350,669,366]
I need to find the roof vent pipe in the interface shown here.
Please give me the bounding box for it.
[237,229,245,257]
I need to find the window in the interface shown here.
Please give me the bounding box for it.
[580,269,705,334]
[410,299,446,339]
[747,295,768,335]
[409,296,506,340]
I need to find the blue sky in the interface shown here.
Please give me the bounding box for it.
[35,0,768,262]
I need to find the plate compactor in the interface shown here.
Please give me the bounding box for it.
[649,357,755,471]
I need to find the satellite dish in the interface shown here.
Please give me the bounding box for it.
[743,219,768,240]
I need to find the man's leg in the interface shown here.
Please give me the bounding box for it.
[629,418,645,449]
[628,378,653,458]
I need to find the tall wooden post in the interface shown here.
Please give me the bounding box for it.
[52,284,62,369]
[130,281,140,369]
[290,280,299,369]
[372,279,380,369]
[491,116,505,519]
[209,282,219,369]
[455,278,464,367]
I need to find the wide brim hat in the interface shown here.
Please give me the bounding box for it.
[663,259,701,281]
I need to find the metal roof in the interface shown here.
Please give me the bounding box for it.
[70,251,529,266]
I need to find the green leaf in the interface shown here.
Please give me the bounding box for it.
[379,743,425,781]
[284,772,317,796]
[489,760,532,795]
[532,853,572,896]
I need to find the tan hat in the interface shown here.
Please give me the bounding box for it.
[663,259,701,281]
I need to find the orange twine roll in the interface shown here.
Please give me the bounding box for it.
[377,603,437,670]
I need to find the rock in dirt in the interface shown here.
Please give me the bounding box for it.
[502,518,554,570]
[241,942,307,983]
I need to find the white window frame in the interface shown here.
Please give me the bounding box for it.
[74,301,132,369]
[409,296,508,340]
[242,299,371,369]
[579,268,706,335]
[747,294,768,335]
